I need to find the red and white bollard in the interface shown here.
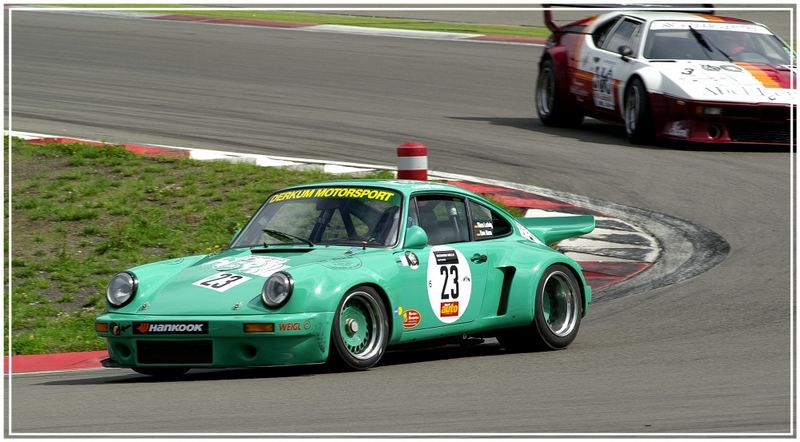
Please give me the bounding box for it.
[396,141,428,181]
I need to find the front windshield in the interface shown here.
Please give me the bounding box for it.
[232,186,403,248]
[644,21,791,65]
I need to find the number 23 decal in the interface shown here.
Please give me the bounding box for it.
[440,265,459,299]
[193,272,252,292]
[427,246,472,323]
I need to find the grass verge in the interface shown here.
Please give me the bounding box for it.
[6,138,393,355]
[57,5,551,38]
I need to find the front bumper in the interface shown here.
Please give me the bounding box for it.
[652,95,793,145]
[95,312,334,368]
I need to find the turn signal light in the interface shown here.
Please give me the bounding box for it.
[95,323,109,333]
[244,323,275,333]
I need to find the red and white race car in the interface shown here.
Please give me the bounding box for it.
[536,7,795,145]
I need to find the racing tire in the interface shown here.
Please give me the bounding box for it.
[132,367,190,378]
[498,264,582,351]
[536,59,584,127]
[329,286,389,370]
[624,77,655,144]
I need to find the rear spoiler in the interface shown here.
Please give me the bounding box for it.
[543,3,715,33]
[517,215,595,246]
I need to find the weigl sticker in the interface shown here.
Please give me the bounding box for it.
[426,246,472,324]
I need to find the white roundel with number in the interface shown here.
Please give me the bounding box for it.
[427,246,472,324]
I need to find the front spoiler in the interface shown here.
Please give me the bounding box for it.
[96,312,334,368]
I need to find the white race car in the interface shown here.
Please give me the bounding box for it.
[536,7,794,145]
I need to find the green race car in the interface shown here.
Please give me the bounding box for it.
[96,180,595,376]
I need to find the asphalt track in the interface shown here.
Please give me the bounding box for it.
[6,10,794,434]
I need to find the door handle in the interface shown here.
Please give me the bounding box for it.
[471,253,488,264]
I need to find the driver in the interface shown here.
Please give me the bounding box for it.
[714,31,747,57]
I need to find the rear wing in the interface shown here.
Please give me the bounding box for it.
[543,3,715,33]
[517,215,595,246]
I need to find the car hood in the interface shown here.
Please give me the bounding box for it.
[129,246,368,315]
[656,60,794,104]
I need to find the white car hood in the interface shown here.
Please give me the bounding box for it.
[655,60,794,105]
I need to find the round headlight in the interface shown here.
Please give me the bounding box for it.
[261,272,293,308]
[106,272,137,307]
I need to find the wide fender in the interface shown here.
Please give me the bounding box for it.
[503,248,590,323]
[111,255,207,314]
[280,253,404,341]
[628,65,665,94]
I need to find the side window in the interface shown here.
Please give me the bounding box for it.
[601,18,643,55]
[415,195,470,245]
[593,17,621,48]
[468,200,512,240]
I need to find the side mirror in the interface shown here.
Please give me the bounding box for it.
[618,45,634,61]
[404,226,428,249]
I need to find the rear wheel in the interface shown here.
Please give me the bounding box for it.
[624,77,655,144]
[329,286,389,370]
[498,264,582,351]
[536,59,584,127]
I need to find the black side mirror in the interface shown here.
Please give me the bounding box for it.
[618,45,634,62]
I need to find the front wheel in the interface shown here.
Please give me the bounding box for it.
[624,77,655,144]
[329,286,389,370]
[498,264,582,351]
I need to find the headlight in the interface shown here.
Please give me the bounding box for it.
[106,271,137,307]
[261,272,293,308]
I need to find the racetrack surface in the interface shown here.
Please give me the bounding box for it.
[7,10,793,434]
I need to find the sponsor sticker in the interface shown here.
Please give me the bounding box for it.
[211,256,288,277]
[440,302,459,317]
[268,187,396,203]
[515,221,543,244]
[279,322,301,332]
[398,251,420,270]
[133,322,209,335]
[193,272,252,292]
[650,21,770,34]
[427,246,472,324]
[401,308,422,329]
[592,63,616,110]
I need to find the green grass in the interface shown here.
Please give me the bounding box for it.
[56,5,550,38]
[6,138,393,355]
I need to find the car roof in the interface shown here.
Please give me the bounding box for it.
[594,10,759,25]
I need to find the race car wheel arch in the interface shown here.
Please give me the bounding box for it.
[329,285,390,370]
[623,76,655,144]
[497,263,583,352]
[536,58,584,127]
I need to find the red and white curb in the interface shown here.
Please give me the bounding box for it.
[6,131,660,373]
[20,8,547,47]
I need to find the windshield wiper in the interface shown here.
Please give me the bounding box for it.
[689,26,733,62]
[262,229,315,247]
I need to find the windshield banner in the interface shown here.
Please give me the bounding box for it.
[268,187,397,203]
[651,21,770,34]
